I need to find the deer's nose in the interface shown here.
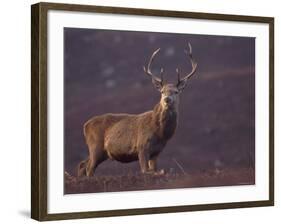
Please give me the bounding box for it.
[164,97,172,104]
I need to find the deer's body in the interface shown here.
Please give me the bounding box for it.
[79,99,178,176]
[77,43,197,177]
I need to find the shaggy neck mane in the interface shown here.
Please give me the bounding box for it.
[152,102,178,140]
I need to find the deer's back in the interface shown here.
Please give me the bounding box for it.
[84,113,131,144]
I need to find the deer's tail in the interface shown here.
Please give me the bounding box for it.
[77,158,89,177]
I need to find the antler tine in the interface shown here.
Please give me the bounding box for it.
[177,42,198,85]
[143,48,163,84]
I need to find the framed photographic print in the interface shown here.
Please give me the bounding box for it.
[31,2,274,221]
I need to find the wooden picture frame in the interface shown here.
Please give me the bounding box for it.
[31,2,274,221]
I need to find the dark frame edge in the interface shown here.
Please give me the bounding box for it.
[31,3,40,220]
[31,3,48,221]
[269,17,274,205]
[37,2,274,23]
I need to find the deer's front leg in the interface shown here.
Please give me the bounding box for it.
[149,157,165,175]
[138,150,149,173]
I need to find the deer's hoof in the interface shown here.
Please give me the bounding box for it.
[153,169,165,176]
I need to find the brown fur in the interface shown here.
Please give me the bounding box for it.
[78,98,178,177]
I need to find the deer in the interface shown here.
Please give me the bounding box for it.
[77,43,198,177]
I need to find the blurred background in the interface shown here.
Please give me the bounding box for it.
[64,28,255,180]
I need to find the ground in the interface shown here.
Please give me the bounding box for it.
[65,168,254,194]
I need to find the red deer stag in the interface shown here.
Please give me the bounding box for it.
[77,43,198,177]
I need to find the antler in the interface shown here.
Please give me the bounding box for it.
[143,48,164,86]
[176,42,198,88]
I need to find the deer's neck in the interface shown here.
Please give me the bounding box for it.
[152,102,178,141]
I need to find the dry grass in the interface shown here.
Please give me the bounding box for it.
[64,168,254,194]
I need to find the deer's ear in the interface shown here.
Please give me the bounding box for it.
[152,78,163,91]
[177,80,187,92]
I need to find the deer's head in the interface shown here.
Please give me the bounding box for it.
[143,43,198,109]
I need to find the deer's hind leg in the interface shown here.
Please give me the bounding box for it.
[86,143,107,177]
[77,158,89,177]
